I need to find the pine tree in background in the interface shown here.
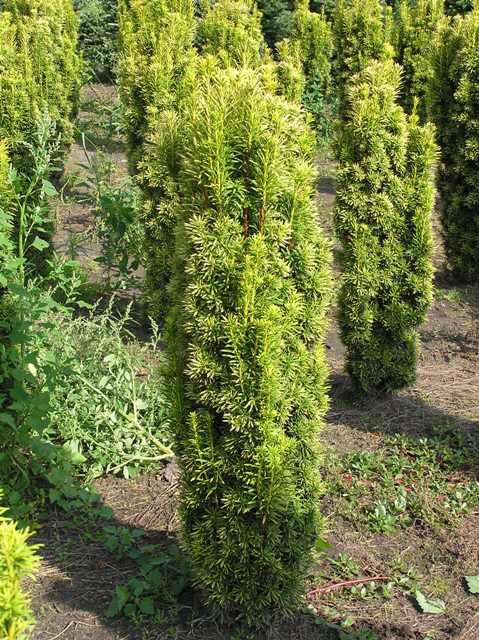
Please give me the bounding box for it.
[286,0,333,140]
[335,59,436,393]
[256,0,295,46]
[166,67,332,619]
[333,0,393,117]
[429,8,479,282]
[445,0,474,14]
[393,0,445,121]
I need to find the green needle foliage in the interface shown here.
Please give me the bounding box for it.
[429,8,479,282]
[74,0,118,79]
[393,0,445,121]
[118,0,196,321]
[166,67,332,620]
[286,0,333,139]
[0,497,40,639]
[197,0,268,67]
[333,0,394,117]
[445,0,474,13]
[335,59,436,393]
[256,0,295,46]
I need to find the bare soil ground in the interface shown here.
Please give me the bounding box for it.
[30,86,479,640]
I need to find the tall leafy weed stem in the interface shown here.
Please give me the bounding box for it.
[78,131,143,290]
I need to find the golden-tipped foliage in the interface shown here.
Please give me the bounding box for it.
[166,67,332,619]
[0,497,40,639]
[118,0,197,319]
[197,0,268,67]
[335,59,436,392]
[0,0,82,173]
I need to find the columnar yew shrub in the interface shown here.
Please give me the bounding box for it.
[0,0,81,173]
[335,60,436,393]
[393,0,445,121]
[430,9,479,282]
[333,0,393,116]
[118,0,196,319]
[197,0,268,67]
[287,0,332,138]
[0,497,40,639]
[166,67,332,618]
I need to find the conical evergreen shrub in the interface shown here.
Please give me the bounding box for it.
[429,8,479,282]
[333,0,393,117]
[335,59,436,393]
[166,66,332,620]
[393,0,445,121]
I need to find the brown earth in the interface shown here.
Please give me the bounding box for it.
[29,86,479,640]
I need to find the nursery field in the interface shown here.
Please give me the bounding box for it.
[25,87,479,640]
[1,1,479,640]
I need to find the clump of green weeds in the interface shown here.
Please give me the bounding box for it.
[324,428,479,533]
[37,302,173,480]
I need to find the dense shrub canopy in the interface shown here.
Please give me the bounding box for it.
[333,0,393,116]
[166,66,332,618]
[0,0,82,173]
[393,0,445,121]
[197,0,268,67]
[74,0,118,79]
[335,59,436,392]
[118,0,197,319]
[286,0,333,138]
[430,8,479,281]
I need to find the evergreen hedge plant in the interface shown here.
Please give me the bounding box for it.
[286,0,333,139]
[166,66,332,619]
[429,8,479,282]
[335,59,436,392]
[118,0,196,320]
[333,0,393,117]
[393,0,445,121]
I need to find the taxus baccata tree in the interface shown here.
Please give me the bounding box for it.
[166,67,332,618]
[333,0,394,117]
[335,59,436,393]
[197,0,268,67]
[284,0,332,139]
[256,0,295,46]
[0,0,81,173]
[429,8,479,281]
[393,0,445,121]
[118,0,196,320]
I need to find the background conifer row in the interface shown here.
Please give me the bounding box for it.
[393,0,445,122]
[429,6,479,282]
